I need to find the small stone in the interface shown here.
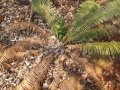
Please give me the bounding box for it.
[2,73,10,79]
[42,82,49,90]
[0,71,3,76]
[0,81,3,86]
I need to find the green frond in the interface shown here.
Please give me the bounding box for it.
[64,0,120,43]
[83,42,120,56]
[31,0,66,40]
[72,0,100,30]
[65,28,110,43]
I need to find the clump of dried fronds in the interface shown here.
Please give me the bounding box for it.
[0,41,44,63]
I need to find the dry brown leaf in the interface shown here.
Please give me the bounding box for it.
[49,56,63,90]
[59,75,84,90]
[15,53,56,90]
[63,47,105,89]
[6,22,48,34]
[0,41,44,64]
[6,22,50,39]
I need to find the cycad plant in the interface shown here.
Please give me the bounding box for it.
[3,0,120,90]
[32,0,120,56]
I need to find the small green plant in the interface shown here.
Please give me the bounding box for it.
[32,0,66,40]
